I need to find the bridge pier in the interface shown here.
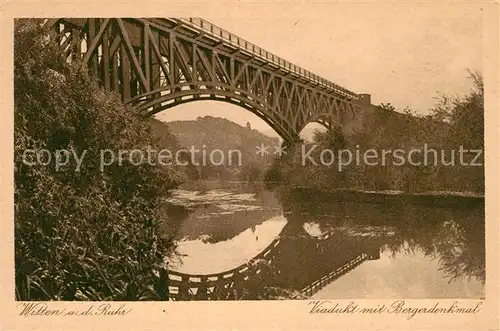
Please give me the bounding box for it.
[178,276,190,300]
[357,93,372,106]
[196,276,209,300]
[157,268,169,300]
[281,138,305,151]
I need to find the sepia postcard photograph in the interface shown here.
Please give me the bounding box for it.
[0,1,499,330]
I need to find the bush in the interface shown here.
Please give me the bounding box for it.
[14,19,181,300]
[266,71,484,194]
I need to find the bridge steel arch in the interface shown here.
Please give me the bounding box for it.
[47,17,369,143]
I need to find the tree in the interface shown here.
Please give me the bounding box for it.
[14,19,181,300]
[267,70,483,194]
[240,162,262,183]
[429,70,484,192]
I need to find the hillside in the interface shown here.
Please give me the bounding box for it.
[263,127,321,142]
[148,116,280,181]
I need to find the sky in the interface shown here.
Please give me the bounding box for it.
[155,3,483,136]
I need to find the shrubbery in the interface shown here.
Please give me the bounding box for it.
[15,19,181,300]
[266,71,484,194]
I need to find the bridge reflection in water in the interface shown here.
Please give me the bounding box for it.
[162,220,381,301]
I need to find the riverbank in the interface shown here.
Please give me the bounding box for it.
[178,180,268,192]
[287,188,484,209]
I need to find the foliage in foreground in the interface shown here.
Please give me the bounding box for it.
[14,20,182,300]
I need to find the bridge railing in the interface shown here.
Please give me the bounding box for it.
[178,17,359,100]
[294,253,368,298]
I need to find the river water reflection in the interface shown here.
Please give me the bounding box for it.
[164,186,485,299]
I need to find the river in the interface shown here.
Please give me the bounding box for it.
[163,185,485,299]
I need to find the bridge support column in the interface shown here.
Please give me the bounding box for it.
[196,276,209,300]
[357,93,372,106]
[156,268,169,301]
[179,276,190,300]
[281,138,304,152]
[149,28,162,112]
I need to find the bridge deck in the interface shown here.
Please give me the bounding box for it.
[177,18,359,100]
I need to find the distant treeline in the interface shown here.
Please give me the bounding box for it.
[266,71,484,194]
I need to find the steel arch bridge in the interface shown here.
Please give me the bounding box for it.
[46,17,371,143]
